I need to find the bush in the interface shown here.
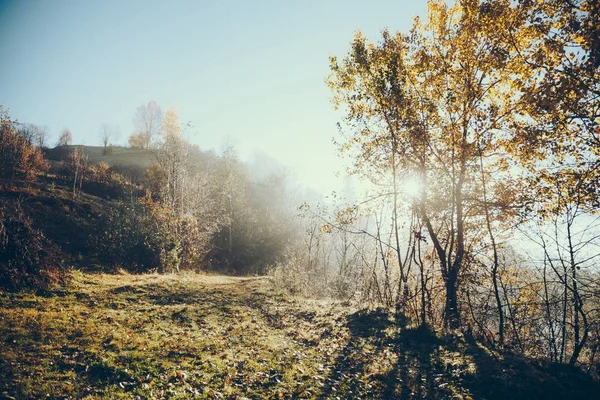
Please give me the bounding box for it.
[0,108,49,182]
[93,192,211,273]
[93,201,162,272]
[0,204,66,291]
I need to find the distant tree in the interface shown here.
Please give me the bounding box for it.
[220,144,243,256]
[16,123,37,145]
[153,118,188,214]
[146,138,223,272]
[17,123,49,148]
[128,132,147,149]
[69,146,88,199]
[99,124,119,154]
[57,128,72,147]
[133,100,162,149]
[99,124,111,154]
[162,107,180,139]
[34,125,49,148]
[208,146,299,274]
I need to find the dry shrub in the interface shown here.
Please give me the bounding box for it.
[0,108,48,182]
[0,204,66,291]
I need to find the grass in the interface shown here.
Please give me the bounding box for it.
[1,271,598,399]
[83,146,156,171]
[45,146,156,170]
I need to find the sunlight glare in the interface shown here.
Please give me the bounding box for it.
[401,176,422,198]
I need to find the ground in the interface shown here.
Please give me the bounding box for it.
[1,271,598,399]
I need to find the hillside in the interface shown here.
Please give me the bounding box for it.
[45,146,157,169]
[42,145,157,186]
[0,177,137,271]
[1,271,598,399]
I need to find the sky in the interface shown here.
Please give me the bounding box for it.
[0,0,427,194]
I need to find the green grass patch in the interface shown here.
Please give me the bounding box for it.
[1,271,598,399]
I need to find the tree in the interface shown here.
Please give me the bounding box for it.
[17,123,38,144]
[69,146,88,199]
[145,134,229,272]
[128,132,147,149]
[99,124,119,154]
[152,113,187,215]
[502,0,600,362]
[329,0,536,329]
[34,125,49,149]
[207,146,300,275]
[16,123,48,148]
[133,100,162,149]
[57,128,72,147]
[162,107,181,139]
[500,1,599,203]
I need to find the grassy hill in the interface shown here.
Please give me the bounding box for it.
[0,181,107,265]
[1,271,598,399]
[0,166,144,274]
[45,145,156,168]
[86,146,157,170]
[43,145,156,184]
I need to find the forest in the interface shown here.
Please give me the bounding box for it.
[1,0,600,398]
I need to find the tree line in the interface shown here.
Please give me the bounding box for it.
[0,102,302,288]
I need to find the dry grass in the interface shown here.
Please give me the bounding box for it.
[1,271,598,399]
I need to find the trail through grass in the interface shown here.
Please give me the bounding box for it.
[1,271,598,399]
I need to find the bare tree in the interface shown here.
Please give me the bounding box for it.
[57,128,72,147]
[133,101,162,149]
[99,124,110,154]
[69,146,88,200]
[35,125,49,149]
[16,123,37,144]
[99,124,119,154]
[16,123,49,149]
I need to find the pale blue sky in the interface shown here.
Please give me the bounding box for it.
[0,0,426,193]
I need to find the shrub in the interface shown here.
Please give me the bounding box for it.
[93,191,210,273]
[93,201,162,272]
[0,108,49,182]
[93,161,112,183]
[0,204,66,291]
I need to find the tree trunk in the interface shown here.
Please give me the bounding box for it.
[444,267,460,329]
[416,238,427,327]
[542,257,559,362]
[477,141,504,348]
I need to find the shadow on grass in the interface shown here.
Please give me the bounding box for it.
[104,278,600,400]
[457,335,600,400]
[65,279,600,399]
[3,275,600,399]
[317,308,397,398]
[346,307,393,338]
[317,309,600,399]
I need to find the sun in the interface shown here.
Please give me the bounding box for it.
[401,176,422,198]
